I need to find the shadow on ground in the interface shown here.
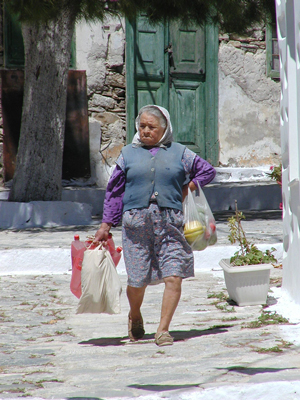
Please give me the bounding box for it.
[216,365,298,375]
[128,383,202,392]
[68,398,104,400]
[79,325,233,347]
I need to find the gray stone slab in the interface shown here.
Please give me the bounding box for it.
[203,182,282,212]
[62,187,106,216]
[0,201,92,229]
[30,201,92,227]
[0,201,33,229]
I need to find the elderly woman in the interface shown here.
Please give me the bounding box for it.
[95,105,216,346]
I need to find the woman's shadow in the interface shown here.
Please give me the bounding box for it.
[79,324,233,347]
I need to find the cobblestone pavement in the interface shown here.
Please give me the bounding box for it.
[1,268,298,400]
[1,216,296,400]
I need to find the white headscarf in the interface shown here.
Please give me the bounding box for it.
[132,105,173,148]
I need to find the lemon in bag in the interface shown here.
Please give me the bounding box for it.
[184,220,205,245]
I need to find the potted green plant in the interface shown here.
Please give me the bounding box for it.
[219,202,277,306]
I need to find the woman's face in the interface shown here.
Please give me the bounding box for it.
[139,112,166,146]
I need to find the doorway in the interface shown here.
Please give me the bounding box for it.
[125,16,219,164]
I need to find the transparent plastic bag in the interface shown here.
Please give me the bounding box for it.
[183,184,217,251]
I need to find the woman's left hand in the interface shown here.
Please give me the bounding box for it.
[182,181,197,202]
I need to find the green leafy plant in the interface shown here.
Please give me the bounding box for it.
[254,340,292,353]
[228,201,277,266]
[266,164,282,186]
[243,310,289,329]
[207,291,236,313]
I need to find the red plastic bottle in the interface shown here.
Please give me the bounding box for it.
[70,235,86,299]
[106,233,115,255]
[111,246,123,267]
[84,238,97,249]
[106,234,123,267]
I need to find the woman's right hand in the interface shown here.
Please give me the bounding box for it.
[94,222,112,245]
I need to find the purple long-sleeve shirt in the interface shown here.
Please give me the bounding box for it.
[102,147,216,226]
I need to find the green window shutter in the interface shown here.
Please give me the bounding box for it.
[266,23,280,79]
[4,6,24,68]
[70,36,76,69]
[4,6,76,69]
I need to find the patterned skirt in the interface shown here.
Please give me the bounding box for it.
[122,203,194,287]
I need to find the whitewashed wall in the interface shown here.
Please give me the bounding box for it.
[218,32,281,168]
[276,0,300,305]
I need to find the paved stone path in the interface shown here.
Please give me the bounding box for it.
[1,217,297,399]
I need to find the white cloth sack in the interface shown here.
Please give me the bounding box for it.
[76,245,122,314]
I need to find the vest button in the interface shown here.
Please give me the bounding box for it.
[154,191,158,196]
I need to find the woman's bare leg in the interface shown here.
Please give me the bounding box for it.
[127,285,147,340]
[127,285,146,321]
[157,276,182,333]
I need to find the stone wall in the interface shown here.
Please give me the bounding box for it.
[218,27,281,167]
[75,17,126,187]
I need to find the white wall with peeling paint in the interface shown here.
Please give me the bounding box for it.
[218,42,281,167]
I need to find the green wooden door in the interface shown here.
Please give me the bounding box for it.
[126,18,219,165]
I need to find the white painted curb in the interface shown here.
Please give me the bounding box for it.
[0,243,283,276]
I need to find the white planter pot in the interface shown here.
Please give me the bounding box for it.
[219,259,273,306]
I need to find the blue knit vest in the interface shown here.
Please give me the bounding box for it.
[121,142,186,212]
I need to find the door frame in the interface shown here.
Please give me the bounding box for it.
[125,18,219,165]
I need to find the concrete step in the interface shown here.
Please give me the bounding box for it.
[0,182,282,222]
[203,182,282,213]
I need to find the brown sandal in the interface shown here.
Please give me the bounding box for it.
[128,313,145,341]
[154,331,174,346]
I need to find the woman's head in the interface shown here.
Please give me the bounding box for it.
[134,105,173,147]
[138,111,166,146]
